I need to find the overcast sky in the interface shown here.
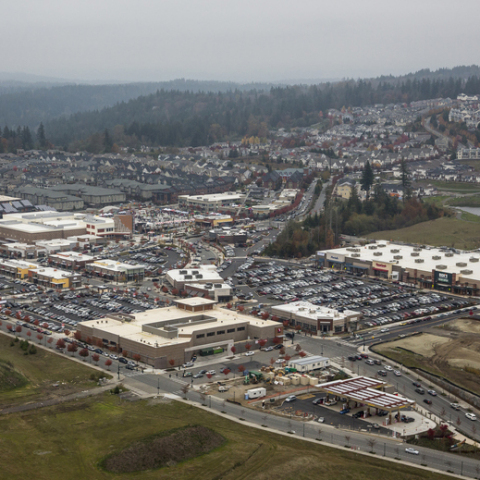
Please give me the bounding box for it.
[3,0,480,83]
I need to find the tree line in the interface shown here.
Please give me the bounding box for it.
[43,72,480,151]
[0,123,48,153]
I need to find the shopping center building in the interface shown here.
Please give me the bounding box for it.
[319,241,480,295]
[77,298,283,368]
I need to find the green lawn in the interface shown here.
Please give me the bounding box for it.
[426,180,480,194]
[366,216,480,250]
[0,394,452,480]
[0,332,106,408]
[421,195,452,207]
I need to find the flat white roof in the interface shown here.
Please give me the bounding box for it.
[80,305,278,343]
[272,301,359,321]
[34,266,75,279]
[176,297,217,307]
[289,355,329,365]
[317,377,415,410]
[50,251,95,262]
[322,241,480,283]
[0,258,38,269]
[179,193,245,202]
[91,259,145,272]
[167,268,223,283]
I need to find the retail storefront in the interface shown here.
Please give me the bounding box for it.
[326,252,345,270]
[433,270,454,292]
[371,261,392,279]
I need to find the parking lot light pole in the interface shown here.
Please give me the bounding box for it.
[383,443,386,456]
[117,363,120,380]
[157,377,160,395]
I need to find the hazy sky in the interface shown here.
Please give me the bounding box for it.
[3,0,480,83]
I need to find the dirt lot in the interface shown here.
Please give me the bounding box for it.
[373,323,480,396]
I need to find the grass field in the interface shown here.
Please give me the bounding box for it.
[421,195,452,207]
[0,333,106,408]
[459,211,480,223]
[424,180,480,194]
[0,394,451,480]
[446,195,480,208]
[366,216,480,249]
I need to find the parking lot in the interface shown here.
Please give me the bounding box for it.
[223,260,475,330]
[3,287,163,336]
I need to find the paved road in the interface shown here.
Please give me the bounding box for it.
[312,179,331,214]
[125,374,480,478]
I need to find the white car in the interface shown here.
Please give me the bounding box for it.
[384,365,393,371]
[427,390,437,396]
[405,447,419,455]
[466,412,477,421]
[244,351,255,356]
[207,370,216,376]
[393,370,402,376]
[264,346,274,352]
[110,354,119,360]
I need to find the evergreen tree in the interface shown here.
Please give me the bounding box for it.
[22,126,33,150]
[400,160,411,202]
[360,161,374,201]
[104,128,113,152]
[37,123,47,148]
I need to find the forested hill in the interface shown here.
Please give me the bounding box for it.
[44,68,480,150]
[0,79,276,130]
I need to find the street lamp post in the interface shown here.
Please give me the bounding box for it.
[157,376,160,395]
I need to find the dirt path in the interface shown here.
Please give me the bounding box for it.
[0,383,116,416]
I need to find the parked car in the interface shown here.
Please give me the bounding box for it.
[466,413,477,421]
[244,351,255,356]
[427,390,437,396]
[285,395,297,403]
[450,403,461,411]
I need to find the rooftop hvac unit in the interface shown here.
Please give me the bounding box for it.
[179,270,187,274]
[445,252,454,257]
[192,270,199,274]
[373,252,382,256]
[378,244,386,248]
[470,257,480,263]
[413,247,422,252]
[196,274,203,279]
[184,275,193,279]
[393,255,403,259]
[456,262,467,267]
[436,264,447,270]
[390,249,400,253]
[368,245,377,250]
[432,255,441,260]
[351,253,360,257]
[461,269,473,275]
[415,259,424,263]
[411,252,419,257]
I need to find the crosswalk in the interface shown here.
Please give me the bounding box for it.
[335,339,358,348]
